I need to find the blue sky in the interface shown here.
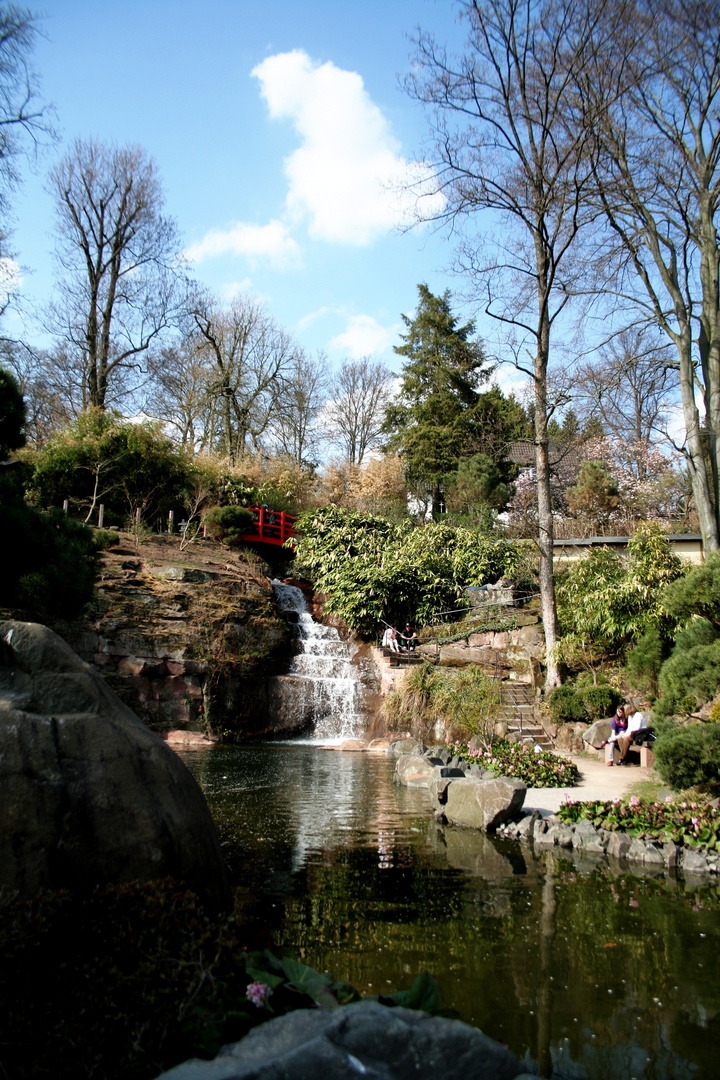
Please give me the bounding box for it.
[7,0,498,380]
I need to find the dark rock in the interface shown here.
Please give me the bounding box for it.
[156,1001,530,1080]
[0,621,231,909]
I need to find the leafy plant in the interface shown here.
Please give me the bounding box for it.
[291,505,531,635]
[447,738,580,787]
[558,795,720,849]
[653,722,720,794]
[548,682,622,724]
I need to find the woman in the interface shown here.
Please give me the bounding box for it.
[607,705,628,766]
[382,624,400,654]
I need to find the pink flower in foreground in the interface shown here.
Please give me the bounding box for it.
[246,981,273,1008]
[629,796,640,807]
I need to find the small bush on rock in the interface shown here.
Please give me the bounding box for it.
[203,505,255,544]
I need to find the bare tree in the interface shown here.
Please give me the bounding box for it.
[47,139,186,411]
[269,348,327,466]
[146,340,215,452]
[583,0,720,549]
[572,327,674,474]
[406,0,614,687]
[326,357,392,466]
[189,292,297,463]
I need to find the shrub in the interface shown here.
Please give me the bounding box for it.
[383,662,502,744]
[202,505,255,544]
[655,638,720,718]
[653,723,720,794]
[548,682,622,724]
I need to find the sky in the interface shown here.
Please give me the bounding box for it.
[5,0,515,385]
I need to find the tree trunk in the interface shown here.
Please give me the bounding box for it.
[677,327,720,551]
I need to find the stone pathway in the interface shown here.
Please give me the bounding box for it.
[524,754,657,816]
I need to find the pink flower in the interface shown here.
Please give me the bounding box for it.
[629,796,640,807]
[246,981,273,1008]
[629,899,639,908]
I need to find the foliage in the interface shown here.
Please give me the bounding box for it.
[442,451,514,526]
[382,285,525,517]
[548,682,623,724]
[202,504,255,544]
[624,627,667,696]
[558,795,720,848]
[565,460,619,523]
[26,410,196,527]
[447,738,580,787]
[292,505,531,635]
[383,663,502,744]
[0,366,25,457]
[556,523,684,666]
[0,879,445,1080]
[653,722,720,794]
[0,475,98,617]
[661,551,720,629]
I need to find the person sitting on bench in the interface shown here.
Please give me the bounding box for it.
[617,705,647,763]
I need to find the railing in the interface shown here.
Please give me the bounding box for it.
[235,507,297,547]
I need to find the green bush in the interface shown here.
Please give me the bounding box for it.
[384,662,502,744]
[654,722,720,794]
[655,638,720,718]
[202,505,255,544]
[548,682,622,724]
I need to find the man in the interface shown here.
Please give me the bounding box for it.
[400,622,419,653]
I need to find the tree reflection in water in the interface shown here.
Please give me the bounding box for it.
[179,745,720,1080]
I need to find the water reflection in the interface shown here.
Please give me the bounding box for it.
[178,745,720,1080]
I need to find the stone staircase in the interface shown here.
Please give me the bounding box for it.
[499,682,553,750]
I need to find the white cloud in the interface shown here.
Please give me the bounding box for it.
[218,278,253,301]
[251,50,444,245]
[330,314,393,358]
[185,220,300,268]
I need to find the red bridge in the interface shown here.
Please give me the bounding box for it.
[235,506,297,548]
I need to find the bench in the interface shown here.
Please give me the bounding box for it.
[605,738,656,768]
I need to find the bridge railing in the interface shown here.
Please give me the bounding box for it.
[243,506,297,546]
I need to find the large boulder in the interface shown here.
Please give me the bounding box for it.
[0,621,231,909]
[393,754,441,788]
[157,1000,533,1080]
[443,777,526,832]
[582,718,612,749]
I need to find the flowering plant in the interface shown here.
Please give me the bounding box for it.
[557,796,720,849]
[447,738,580,787]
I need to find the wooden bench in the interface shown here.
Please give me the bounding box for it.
[605,739,656,768]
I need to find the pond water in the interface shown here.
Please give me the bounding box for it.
[178,744,720,1080]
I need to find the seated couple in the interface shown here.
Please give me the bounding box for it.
[382,623,419,654]
[607,704,649,765]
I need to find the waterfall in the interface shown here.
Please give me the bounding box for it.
[271,580,364,743]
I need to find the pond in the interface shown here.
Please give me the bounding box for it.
[177,744,720,1080]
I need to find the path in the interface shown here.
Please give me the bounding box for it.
[524,754,656,816]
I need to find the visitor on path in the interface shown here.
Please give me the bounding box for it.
[400,623,419,652]
[382,624,401,654]
[617,705,648,762]
[607,705,628,765]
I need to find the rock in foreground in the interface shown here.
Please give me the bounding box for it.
[0,621,231,909]
[157,1001,534,1080]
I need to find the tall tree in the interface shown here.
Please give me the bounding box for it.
[326,356,392,467]
[383,284,491,518]
[270,349,327,466]
[405,0,614,687]
[581,0,720,550]
[189,292,297,463]
[47,139,185,411]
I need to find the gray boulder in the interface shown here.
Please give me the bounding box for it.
[388,738,426,757]
[582,718,612,749]
[156,1000,531,1080]
[443,777,526,832]
[0,621,231,909]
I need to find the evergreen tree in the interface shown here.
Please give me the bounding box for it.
[0,366,26,459]
[383,285,526,517]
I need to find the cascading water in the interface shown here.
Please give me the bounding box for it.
[271,580,364,743]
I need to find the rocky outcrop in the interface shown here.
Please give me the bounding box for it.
[50,537,291,737]
[582,718,612,749]
[157,1001,534,1080]
[0,620,231,908]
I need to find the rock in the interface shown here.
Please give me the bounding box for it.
[516,811,539,840]
[443,777,526,832]
[627,838,649,863]
[388,738,426,757]
[157,1001,528,1080]
[555,723,587,755]
[663,842,679,869]
[0,621,231,909]
[682,847,712,875]
[337,739,368,752]
[606,832,632,860]
[572,819,598,849]
[162,729,216,747]
[393,755,439,788]
[642,842,665,867]
[582,718,612,749]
